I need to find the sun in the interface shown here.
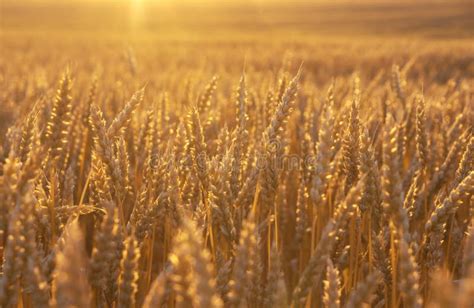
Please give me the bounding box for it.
[130,0,145,28]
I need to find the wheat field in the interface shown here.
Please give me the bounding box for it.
[0,0,473,307]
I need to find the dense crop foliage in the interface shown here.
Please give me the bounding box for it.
[0,1,473,307]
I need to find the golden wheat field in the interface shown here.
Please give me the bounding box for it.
[0,0,473,307]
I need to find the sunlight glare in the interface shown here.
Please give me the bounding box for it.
[130,0,145,30]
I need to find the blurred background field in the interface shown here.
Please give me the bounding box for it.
[1,0,473,85]
[2,0,473,38]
